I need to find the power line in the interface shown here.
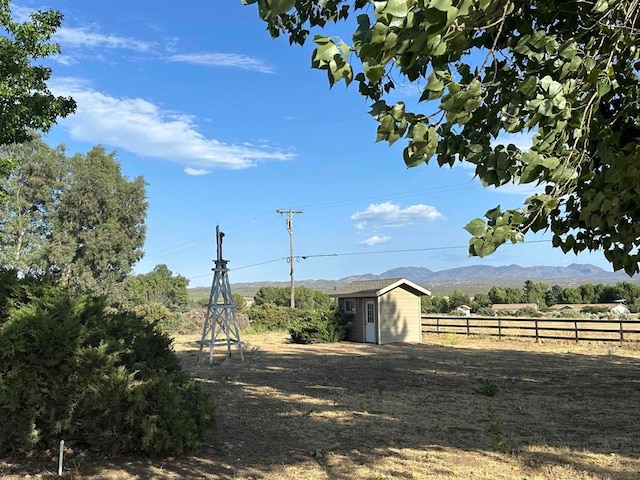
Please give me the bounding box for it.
[142,235,214,261]
[142,182,481,264]
[233,257,286,272]
[225,216,281,237]
[142,212,276,261]
[185,239,553,281]
[188,257,285,281]
[297,240,551,260]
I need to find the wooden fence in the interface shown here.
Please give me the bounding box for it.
[422,315,640,343]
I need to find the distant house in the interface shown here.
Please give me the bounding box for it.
[332,278,431,345]
[490,303,538,313]
[550,303,630,315]
[455,305,472,316]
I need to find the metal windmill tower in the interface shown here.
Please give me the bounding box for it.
[199,225,244,364]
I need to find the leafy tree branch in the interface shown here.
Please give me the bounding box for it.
[245,0,640,274]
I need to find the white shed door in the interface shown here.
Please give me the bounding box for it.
[365,300,376,343]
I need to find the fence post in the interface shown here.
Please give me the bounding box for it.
[436,316,440,335]
[498,318,502,339]
[466,317,470,337]
[620,320,624,345]
[535,319,539,342]
[574,320,579,343]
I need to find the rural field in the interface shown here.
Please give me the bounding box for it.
[4,333,640,479]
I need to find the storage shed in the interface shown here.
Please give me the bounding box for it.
[332,278,431,344]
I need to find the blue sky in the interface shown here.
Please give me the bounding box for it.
[14,0,617,286]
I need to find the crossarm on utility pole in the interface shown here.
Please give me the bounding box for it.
[276,209,303,308]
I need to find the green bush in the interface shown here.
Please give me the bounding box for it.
[232,293,247,313]
[473,378,500,397]
[514,307,543,317]
[131,302,182,334]
[0,291,214,456]
[247,303,295,331]
[581,305,609,314]
[289,309,350,344]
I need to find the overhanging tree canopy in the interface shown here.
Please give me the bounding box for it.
[244,0,640,274]
[0,1,76,146]
[0,0,76,202]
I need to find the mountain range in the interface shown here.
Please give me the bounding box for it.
[204,263,637,297]
[339,263,629,283]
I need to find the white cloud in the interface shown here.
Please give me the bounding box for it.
[168,53,274,74]
[351,201,443,228]
[8,4,33,22]
[54,26,154,52]
[51,78,294,170]
[360,235,391,247]
[14,5,153,61]
[355,221,367,231]
[51,55,75,66]
[184,168,211,176]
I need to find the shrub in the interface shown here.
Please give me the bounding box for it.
[515,307,543,317]
[0,291,214,456]
[473,378,500,397]
[247,303,294,331]
[289,309,350,344]
[581,305,610,314]
[132,302,182,334]
[232,293,247,313]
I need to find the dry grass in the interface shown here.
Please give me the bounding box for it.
[3,332,640,479]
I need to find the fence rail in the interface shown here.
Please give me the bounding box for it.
[421,315,640,343]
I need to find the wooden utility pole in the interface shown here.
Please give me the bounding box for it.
[276,209,302,308]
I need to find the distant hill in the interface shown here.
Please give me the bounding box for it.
[374,263,629,282]
[359,263,634,294]
[189,263,636,297]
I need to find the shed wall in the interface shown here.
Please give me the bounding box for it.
[379,287,422,344]
[341,298,365,343]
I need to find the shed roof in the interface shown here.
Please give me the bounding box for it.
[332,277,431,298]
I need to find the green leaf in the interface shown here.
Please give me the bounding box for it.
[267,0,295,15]
[539,76,562,96]
[464,218,486,237]
[409,122,427,142]
[485,206,502,222]
[558,41,577,60]
[597,81,611,98]
[364,62,386,83]
[424,70,446,99]
[381,0,409,18]
[430,0,452,12]
[594,0,609,12]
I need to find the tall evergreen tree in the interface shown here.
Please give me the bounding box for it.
[0,137,66,273]
[46,146,147,297]
[0,141,147,298]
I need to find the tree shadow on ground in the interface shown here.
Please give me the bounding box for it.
[5,337,640,479]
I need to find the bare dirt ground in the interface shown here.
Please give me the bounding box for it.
[3,333,640,479]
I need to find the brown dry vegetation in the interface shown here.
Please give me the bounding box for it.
[3,333,640,479]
